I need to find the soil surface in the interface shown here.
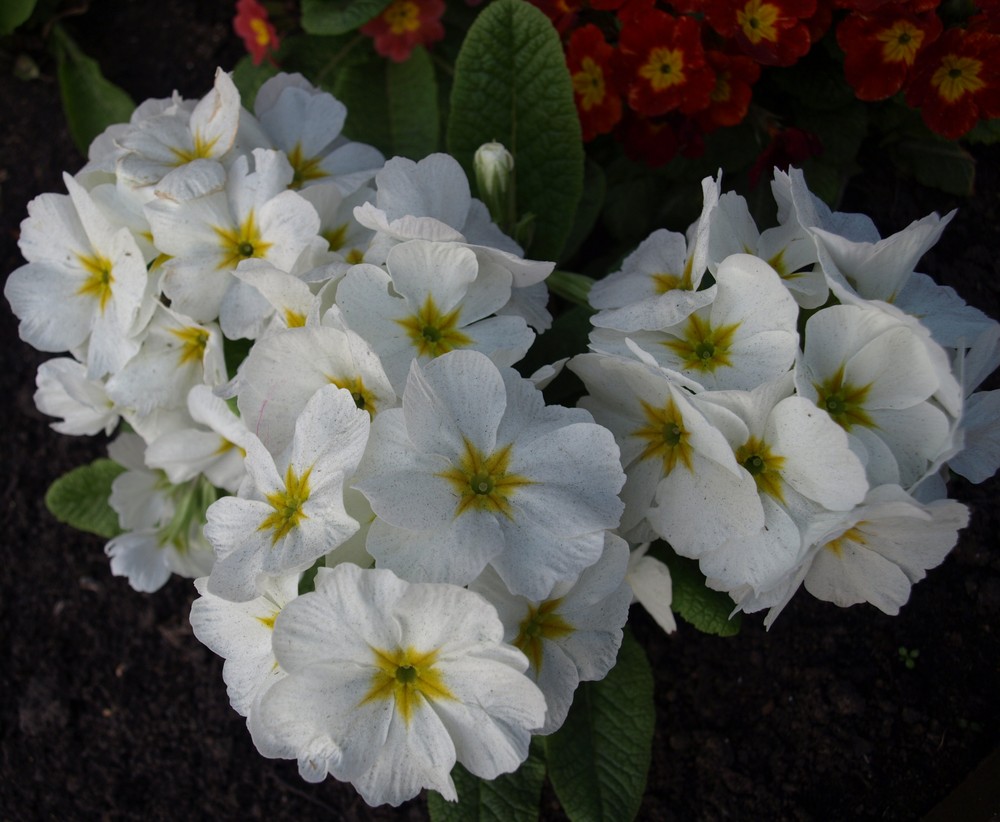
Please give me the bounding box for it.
[1,3,998,820]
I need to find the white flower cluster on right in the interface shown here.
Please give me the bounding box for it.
[571,167,998,627]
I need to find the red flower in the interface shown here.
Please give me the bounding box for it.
[567,25,623,141]
[704,0,818,66]
[360,0,446,63]
[837,8,943,100]
[616,111,679,167]
[748,126,823,187]
[906,27,1000,139]
[233,0,280,66]
[695,50,761,130]
[617,10,715,117]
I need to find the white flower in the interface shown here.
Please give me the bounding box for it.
[354,350,626,600]
[626,543,676,634]
[248,563,546,806]
[205,384,370,601]
[469,532,632,734]
[34,357,118,436]
[336,239,535,392]
[190,572,299,717]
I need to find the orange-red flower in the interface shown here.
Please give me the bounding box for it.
[695,50,761,130]
[906,27,1000,139]
[705,0,818,66]
[567,25,623,141]
[360,0,446,63]
[837,8,943,100]
[616,110,679,167]
[233,0,280,66]
[617,9,715,117]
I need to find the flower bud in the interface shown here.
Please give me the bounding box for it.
[474,141,516,231]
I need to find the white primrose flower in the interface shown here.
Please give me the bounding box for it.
[354,350,626,600]
[145,148,321,322]
[590,254,799,392]
[626,543,676,634]
[589,173,720,333]
[34,357,119,436]
[105,304,226,416]
[220,258,322,341]
[144,384,253,493]
[116,68,245,197]
[796,302,958,489]
[189,571,299,717]
[248,563,547,805]
[707,190,827,309]
[5,172,152,378]
[105,434,217,592]
[950,325,1000,483]
[570,350,763,548]
[298,183,376,268]
[469,532,632,734]
[336,239,535,393]
[233,322,396,457]
[253,72,385,195]
[693,373,869,593]
[205,384,370,602]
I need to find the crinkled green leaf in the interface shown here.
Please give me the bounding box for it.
[655,544,741,637]
[331,46,439,159]
[53,27,135,154]
[447,0,583,261]
[301,0,390,35]
[0,0,35,35]
[45,459,126,539]
[426,738,546,822]
[892,137,976,197]
[544,630,654,822]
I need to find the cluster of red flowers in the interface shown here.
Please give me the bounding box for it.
[537,0,999,166]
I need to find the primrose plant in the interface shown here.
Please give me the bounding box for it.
[7,1,1000,817]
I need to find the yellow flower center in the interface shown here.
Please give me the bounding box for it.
[361,646,454,725]
[737,0,780,45]
[639,47,686,92]
[214,209,274,270]
[258,464,312,544]
[663,313,740,374]
[931,54,984,103]
[823,524,867,557]
[633,396,693,474]
[734,435,787,503]
[326,373,378,416]
[287,143,329,189]
[513,599,574,672]
[573,58,606,110]
[283,308,307,328]
[170,132,220,165]
[877,20,925,66]
[249,17,272,46]
[169,325,211,366]
[813,365,874,431]
[383,1,421,35]
[437,437,534,519]
[396,295,473,358]
[76,252,115,313]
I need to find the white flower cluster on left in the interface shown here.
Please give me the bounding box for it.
[6,69,636,806]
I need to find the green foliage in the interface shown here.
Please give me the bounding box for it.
[544,630,655,822]
[893,137,976,197]
[964,118,1000,145]
[561,159,606,262]
[231,55,280,110]
[330,45,439,159]
[300,0,390,35]
[45,459,126,539]
[447,0,584,261]
[653,543,742,637]
[427,740,546,822]
[0,0,36,35]
[52,26,135,154]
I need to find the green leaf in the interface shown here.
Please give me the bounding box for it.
[892,137,976,197]
[447,0,584,261]
[427,739,546,822]
[655,544,741,637]
[544,630,654,822]
[45,459,126,539]
[231,55,280,110]
[301,0,390,35]
[52,27,135,154]
[331,46,439,159]
[0,0,35,35]
[560,159,606,262]
[964,117,1000,145]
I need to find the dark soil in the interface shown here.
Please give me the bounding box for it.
[1,3,998,820]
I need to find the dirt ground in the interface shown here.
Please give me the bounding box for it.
[1,2,998,820]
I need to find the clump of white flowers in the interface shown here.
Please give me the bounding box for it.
[7,67,999,807]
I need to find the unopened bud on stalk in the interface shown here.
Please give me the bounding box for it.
[474,141,516,232]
